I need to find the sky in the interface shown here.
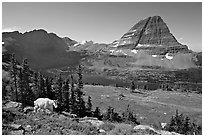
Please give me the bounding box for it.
[2,2,202,52]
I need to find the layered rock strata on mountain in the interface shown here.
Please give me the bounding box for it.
[117,16,188,54]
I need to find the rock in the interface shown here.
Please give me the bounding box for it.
[59,114,67,120]
[160,122,167,129]
[159,130,181,135]
[3,101,22,109]
[62,111,77,118]
[133,125,160,134]
[79,116,98,121]
[133,125,157,132]
[133,125,181,135]
[9,124,24,130]
[24,125,32,131]
[10,130,25,135]
[79,119,104,127]
[99,129,106,133]
[23,106,34,114]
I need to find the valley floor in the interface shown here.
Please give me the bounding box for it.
[83,85,202,126]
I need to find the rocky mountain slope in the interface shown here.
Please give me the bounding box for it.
[76,16,201,70]
[112,16,188,53]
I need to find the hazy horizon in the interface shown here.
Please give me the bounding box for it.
[2,2,202,52]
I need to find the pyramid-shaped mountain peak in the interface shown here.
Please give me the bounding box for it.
[116,16,188,53]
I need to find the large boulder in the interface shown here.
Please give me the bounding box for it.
[23,106,34,114]
[133,125,181,135]
[79,117,104,127]
[133,125,159,134]
[10,130,25,135]
[3,101,22,109]
[9,124,24,130]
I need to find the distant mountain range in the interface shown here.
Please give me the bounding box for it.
[2,16,201,72]
[2,29,82,69]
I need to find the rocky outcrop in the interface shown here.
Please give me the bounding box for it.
[133,125,181,135]
[62,37,77,48]
[116,16,188,54]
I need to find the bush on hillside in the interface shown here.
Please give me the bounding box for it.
[165,110,202,135]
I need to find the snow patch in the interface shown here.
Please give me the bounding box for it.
[112,41,119,47]
[152,55,157,57]
[137,44,150,47]
[131,49,138,54]
[165,53,173,60]
[109,50,115,53]
[81,40,87,45]
[73,43,80,47]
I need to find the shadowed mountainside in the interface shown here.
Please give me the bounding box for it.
[2,29,83,69]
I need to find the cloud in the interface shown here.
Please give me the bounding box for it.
[2,26,21,32]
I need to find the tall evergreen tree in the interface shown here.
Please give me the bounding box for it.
[86,96,93,116]
[76,88,86,117]
[18,68,24,105]
[76,65,86,117]
[130,81,136,92]
[46,77,55,100]
[20,59,34,106]
[122,104,140,124]
[103,106,113,121]
[70,75,77,114]
[77,65,83,90]
[39,74,45,98]
[63,78,70,112]
[56,74,63,111]
[10,54,18,101]
[33,72,39,98]
[45,77,52,98]
[93,107,102,120]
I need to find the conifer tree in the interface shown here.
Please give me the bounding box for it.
[33,72,39,98]
[122,104,140,124]
[70,75,77,114]
[86,96,93,116]
[18,68,24,105]
[10,54,18,101]
[47,77,55,100]
[21,59,34,106]
[63,78,70,112]
[130,81,136,92]
[45,77,53,98]
[77,65,83,90]
[39,74,45,98]
[76,65,86,117]
[183,116,190,134]
[93,107,102,120]
[56,74,63,111]
[103,106,113,121]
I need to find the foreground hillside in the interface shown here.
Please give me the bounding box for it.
[2,84,202,135]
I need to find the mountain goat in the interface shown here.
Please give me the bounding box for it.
[34,98,58,113]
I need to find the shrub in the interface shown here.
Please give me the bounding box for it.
[99,122,115,132]
[102,106,122,122]
[122,105,140,125]
[165,110,202,135]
